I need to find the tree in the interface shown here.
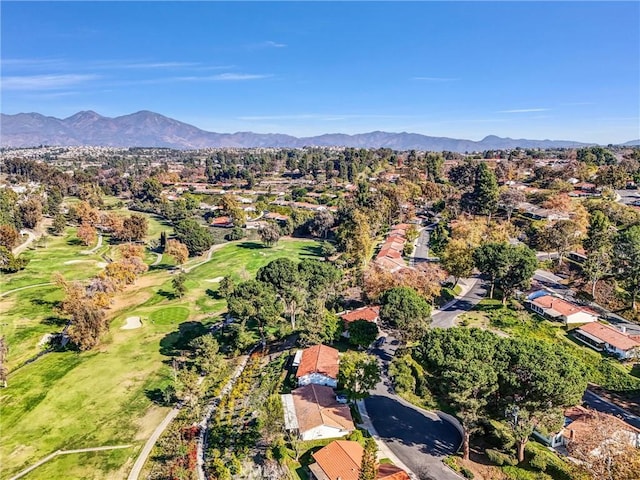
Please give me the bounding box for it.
[473,242,537,304]
[613,225,640,310]
[462,163,499,220]
[260,393,284,444]
[584,210,613,253]
[227,280,283,342]
[175,367,201,407]
[338,351,380,400]
[174,219,214,256]
[258,223,280,247]
[499,188,525,222]
[257,258,303,328]
[566,410,640,480]
[347,320,378,349]
[538,220,582,265]
[583,249,612,297]
[66,300,108,351]
[218,276,235,299]
[320,241,337,260]
[309,210,334,238]
[379,287,431,343]
[189,335,224,376]
[172,273,187,298]
[139,177,163,202]
[164,239,189,265]
[119,214,148,242]
[424,152,444,182]
[336,208,374,267]
[440,239,475,287]
[219,194,245,227]
[0,246,29,273]
[77,223,97,246]
[0,224,19,250]
[359,437,378,480]
[19,196,43,229]
[498,338,587,463]
[416,328,501,461]
[52,213,66,235]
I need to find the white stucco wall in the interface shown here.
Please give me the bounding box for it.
[297,373,338,388]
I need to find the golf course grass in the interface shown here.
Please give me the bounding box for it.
[1,236,322,479]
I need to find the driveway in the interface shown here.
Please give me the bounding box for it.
[411,224,439,265]
[364,338,462,480]
[431,277,488,328]
[582,389,640,430]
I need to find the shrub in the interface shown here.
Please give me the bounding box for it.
[460,466,475,479]
[226,227,245,241]
[529,450,548,472]
[443,455,461,472]
[502,466,553,480]
[486,448,515,466]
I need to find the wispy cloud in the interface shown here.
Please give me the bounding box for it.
[498,108,550,113]
[201,73,272,81]
[560,102,594,106]
[117,61,202,69]
[246,40,287,50]
[412,76,459,82]
[1,74,100,90]
[237,113,418,121]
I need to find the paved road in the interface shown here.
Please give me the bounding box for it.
[431,277,487,328]
[615,188,640,207]
[411,224,438,265]
[13,230,36,255]
[583,389,640,430]
[364,338,462,480]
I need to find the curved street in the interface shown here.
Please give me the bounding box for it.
[364,338,463,480]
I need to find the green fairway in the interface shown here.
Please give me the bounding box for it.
[149,306,190,325]
[1,237,323,479]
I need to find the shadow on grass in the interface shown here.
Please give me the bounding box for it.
[300,244,323,257]
[238,241,266,250]
[206,288,222,300]
[157,289,177,301]
[145,387,174,407]
[41,316,68,327]
[67,238,83,246]
[160,321,208,356]
[31,298,60,308]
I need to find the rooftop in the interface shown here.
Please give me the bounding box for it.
[576,322,640,351]
[295,344,340,380]
[291,385,354,433]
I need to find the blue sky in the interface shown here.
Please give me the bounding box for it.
[1,1,639,143]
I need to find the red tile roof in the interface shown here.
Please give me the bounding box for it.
[340,306,380,323]
[295,344,339,380]
[532,295,597,317]
[312,441,362,480]
[312,440,410,480]
[291,385,354,434]
[577,322,640,351]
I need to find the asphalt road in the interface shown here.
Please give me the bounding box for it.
[411,224,438,265]
[365,338,463,480]
[582,389,640,430]
[431,277,488,328]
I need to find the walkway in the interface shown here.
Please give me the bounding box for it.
[0,282,55,298]
[12,230,36,256]
[80,234,103,255]
[9,445,132,480]
[127,408,181,480]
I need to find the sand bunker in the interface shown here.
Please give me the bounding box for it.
[38,333,54,347]
[64,260,90,265]
[205,277,225,283]
[121,316,142,330]
[96,262,108,268]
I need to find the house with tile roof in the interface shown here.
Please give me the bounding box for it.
[309,440,411,480]
[339,306,380,339]
[281,385,354,441]
[535,406,640,449]
[527,292,599,324]
[573,322,640,360]
[295,344,340,388]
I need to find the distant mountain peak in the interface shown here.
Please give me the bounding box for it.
[0,110,595,151]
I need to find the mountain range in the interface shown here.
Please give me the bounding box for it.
[0,110,625,152]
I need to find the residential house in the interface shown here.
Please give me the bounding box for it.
[527,293,599,324]
[535,406,640,449]
[573,322,640,360]
[281,385,354,441]
[296,344,340,388]
[309,440,410,480]
[339,306,380,339]
[210,216,234,228]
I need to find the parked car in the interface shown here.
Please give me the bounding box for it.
[374,336,386,347]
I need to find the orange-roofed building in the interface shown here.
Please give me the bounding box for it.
[309,440,411,480]
[295,344,340,388]
[574,322,640,360]
[282,385,354,441]
[528,294,599,324]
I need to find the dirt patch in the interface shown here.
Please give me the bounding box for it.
[64,259,92,265]
[205,276,225,283]
[121,316,142,330]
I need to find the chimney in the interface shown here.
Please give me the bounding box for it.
[569,429,575,441]
[620,326,627,334]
